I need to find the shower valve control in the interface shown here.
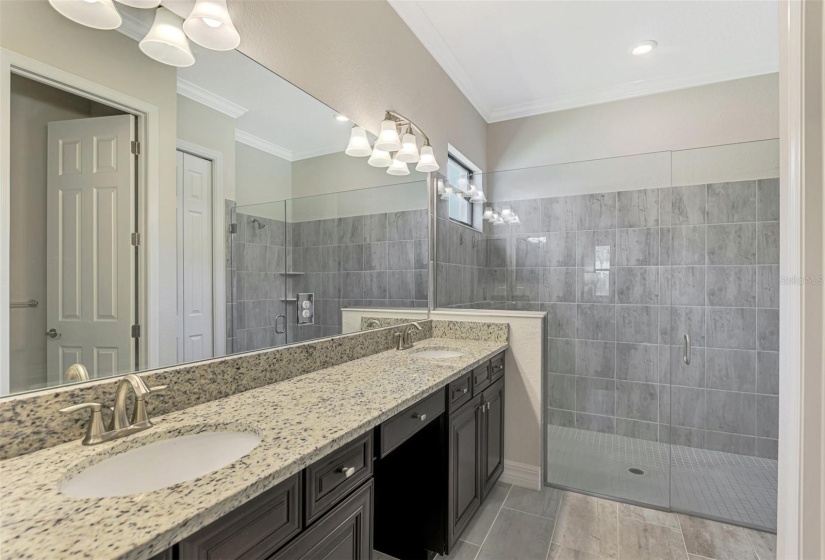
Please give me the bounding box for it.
[297,293,314,325]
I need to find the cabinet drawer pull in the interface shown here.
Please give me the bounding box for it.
[414,413,427,422]
[339,466,356,478]
[454,387,468,395]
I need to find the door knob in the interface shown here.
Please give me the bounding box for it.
[45,328,61,339]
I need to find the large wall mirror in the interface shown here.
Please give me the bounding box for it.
[0,0,430,395]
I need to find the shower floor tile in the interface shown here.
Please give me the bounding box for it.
[546,425,777,531]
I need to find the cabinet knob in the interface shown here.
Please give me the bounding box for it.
[414,413,427,422]
[339,466,356,478]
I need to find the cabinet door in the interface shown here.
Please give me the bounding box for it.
[447,396,482,548]
[481,379,505,498]
[269,480,372,560]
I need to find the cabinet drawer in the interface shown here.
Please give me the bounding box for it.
[448,372,472,413]
[379,389,445,458]
[472,362,491,396]
[178,473,301,560]
[305,432,373,525]
[270,480,372,560]
[490,354,505,383]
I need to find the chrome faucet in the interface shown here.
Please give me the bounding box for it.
[61,374,166,446]
[394,322,423,350]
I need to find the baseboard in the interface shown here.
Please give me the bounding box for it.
[500,460,541,490]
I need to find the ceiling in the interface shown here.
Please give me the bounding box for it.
[118,3,351,161]
[389,0,779,123]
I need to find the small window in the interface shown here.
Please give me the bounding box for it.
[447,155,474,227]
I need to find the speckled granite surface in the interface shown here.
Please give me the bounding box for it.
[0,321,432,460]
[0,336,507,560]
[432,319,509,342]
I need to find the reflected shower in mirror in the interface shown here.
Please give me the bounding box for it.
[0,0,430,396]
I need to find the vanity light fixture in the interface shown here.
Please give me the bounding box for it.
[470,189,486,203]
[500,207,514,222]
[631,40,658,56]
[183,0,241,51]
[387,156,411,176]
[345,126,372,157]
[482,207,494,220]
[440,186,454,200]
[140,7,195,67]
[345,110,440,175]
[48,0,123,30]
[436,178,446,195]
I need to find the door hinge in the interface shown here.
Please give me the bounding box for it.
[131,140,141,155]
[131,232,141,246]
[131,324,141,338]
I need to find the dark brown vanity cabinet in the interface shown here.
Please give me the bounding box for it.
[447,394,483,547]
[481,378,505,498]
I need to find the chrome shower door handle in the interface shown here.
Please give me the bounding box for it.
[683,334,691,365]
[275,314,286,335]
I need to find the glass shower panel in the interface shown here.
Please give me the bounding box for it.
[229,200,288,354]
[668,139,780,531]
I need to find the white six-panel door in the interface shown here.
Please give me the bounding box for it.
[46,115,135,384]
[176,151,214,362]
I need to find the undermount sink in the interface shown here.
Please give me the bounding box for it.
[411,349,465,359]
[59,431,261,498]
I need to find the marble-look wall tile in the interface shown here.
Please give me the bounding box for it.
[706,390,756,435]
[616,418,659,441]
[757,221,780,264]
[615,343,658,383]
[706,349,756,392]
[668,386,705,429]
[617,228,659,266]
[706,181,756,224]
[756,395,779,439]
[756,351,779,395]
[577,193,617,231]
[704,430,755,455]
[543,268,577,303]
[576,412,615,434]
[705,266,756,307]
[576,377,616,416]
[548,338,576,375]
[577,268,615,304]
[547,373,576,410]
[757,265,780,308]
[577,304,615,341]
[616,381,658,422]
[542,232,577,267]
[757,308,779,351]
[577,229,616,268]
[660,266,704,306]
[707,223,757,265]
[617,188,659,228]
[616,305,658,344]
[542,196,578,232]
[661,226,706,266]
[546,303,577,339]
[617,267,658,305]
[706,307,756,350]
[670,185,706,225]
[757,178,780,222]
[662,345,705,388]
[659,306,705,346]
[576,340,616,378]
[756,437,778,459]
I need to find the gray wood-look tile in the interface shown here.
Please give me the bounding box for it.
[706,181,756,224]
[543,268,578,303]
[577,268,615,304]
[548,338,576,375]
[617,267,659,305]
[503,486,563,519]
[577,229,617,268]
[706,390,756,435]
[757,222,779,264]
[616,343,658,383]
[756,265,779,309]
[542,196,578,232]
[706,307,757,350]
[707,224,757,265]
[617,188,660,228]
[706,266,756,307]
[576,340,616,379]
[662,344,705,388]
[577,304,615,341]
[542,232,578,267]
[671,185,707,225]
[757,309,779,351]
[463,482,511,545]
[618,517,689,560]
[618,228,660,266]
[662,226,706,266]
[476,507,555,560]
[515,235,544,268]
[576,412,615,434]
[678,514,758,560]
[756,351,779,395]
[577,193,617,231]
[618,502,680,529]
[616,305,658,344]
[757,179,780,222]
[661,266,705,306]
[616,381,658,422]
[756,395,779,439]
[704,430,756,455]
[547,303,577,339]
[746,529,776,560]
[552,492,618,559]
[576,377,616,416]
[706,348,757,392]
[547,373,576,410]
[615,418,658,441]
[365,242,389,271]
[547,544,609,560]
[668,385,706,429]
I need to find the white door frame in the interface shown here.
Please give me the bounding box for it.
[175,140,227,359]
[0,48,160,393]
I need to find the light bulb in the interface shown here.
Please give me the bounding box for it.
[345,126,372,157]
[140,7,195,67]
[375,118,401,152]
[396,131,420,163]
[631,40,657,56]
[49,0,122,30]
[183,0,240,51]
[415,144,439,172]
[368,147,392,168]
[387,156,410,176]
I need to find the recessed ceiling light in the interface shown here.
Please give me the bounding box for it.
[631,40,658,56]
[334,114,350,122]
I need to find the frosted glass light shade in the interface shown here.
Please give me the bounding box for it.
[440,186,454,200]
[140,7,195,67]
[482,207,493,220]
[387,157,410,176]
[396,132,420,163]
[375,119,401,152]
[368,147,392,168]
[436,178,446,194]
[500,208,514,222]
[183,0,240,51]
[415,145,439,172]
[115,0,161,8]
[49,0,122,30]
[345,126,372,157]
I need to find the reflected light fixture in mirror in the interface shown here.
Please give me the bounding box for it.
[368,147,393,168]
[396,127,420,163]
[183,0,241,51]
[345,110,439,174]
[140,7,195,67]
[48,0,123,30]
[116,0,160,8]
[375,117,402,152]
[345,126,372,157]
[387,156,411,176]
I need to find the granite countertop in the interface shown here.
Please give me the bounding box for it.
[0,337,507,560]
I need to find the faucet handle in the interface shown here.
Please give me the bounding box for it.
[60,403,107,446]
[148,385,167,393]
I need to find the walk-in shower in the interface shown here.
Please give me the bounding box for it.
[434,139,780,532]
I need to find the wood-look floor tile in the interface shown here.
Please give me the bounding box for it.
[552,492,618,559]
[618,517,688,560]
[745,529,776,560]
[547,543,609,560]
[441,539,481,560]
[463,482,511,545]
[678,514,757,560]
[477,508,555,560]
[504,485,564,519]
[618,502,680,530]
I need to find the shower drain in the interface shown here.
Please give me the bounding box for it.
[628,468,645,475]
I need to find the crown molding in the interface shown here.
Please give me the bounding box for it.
[487,64,779,123]
[388,0,492,122]
[235,130,292,161]
[291,143,345,161]
[177,78,248,119]
[115,10,147,42]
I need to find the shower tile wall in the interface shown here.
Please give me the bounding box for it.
[287,209,429,342]
[229,211,288,353]
[437,179,780,459]
[434,196,487,308]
